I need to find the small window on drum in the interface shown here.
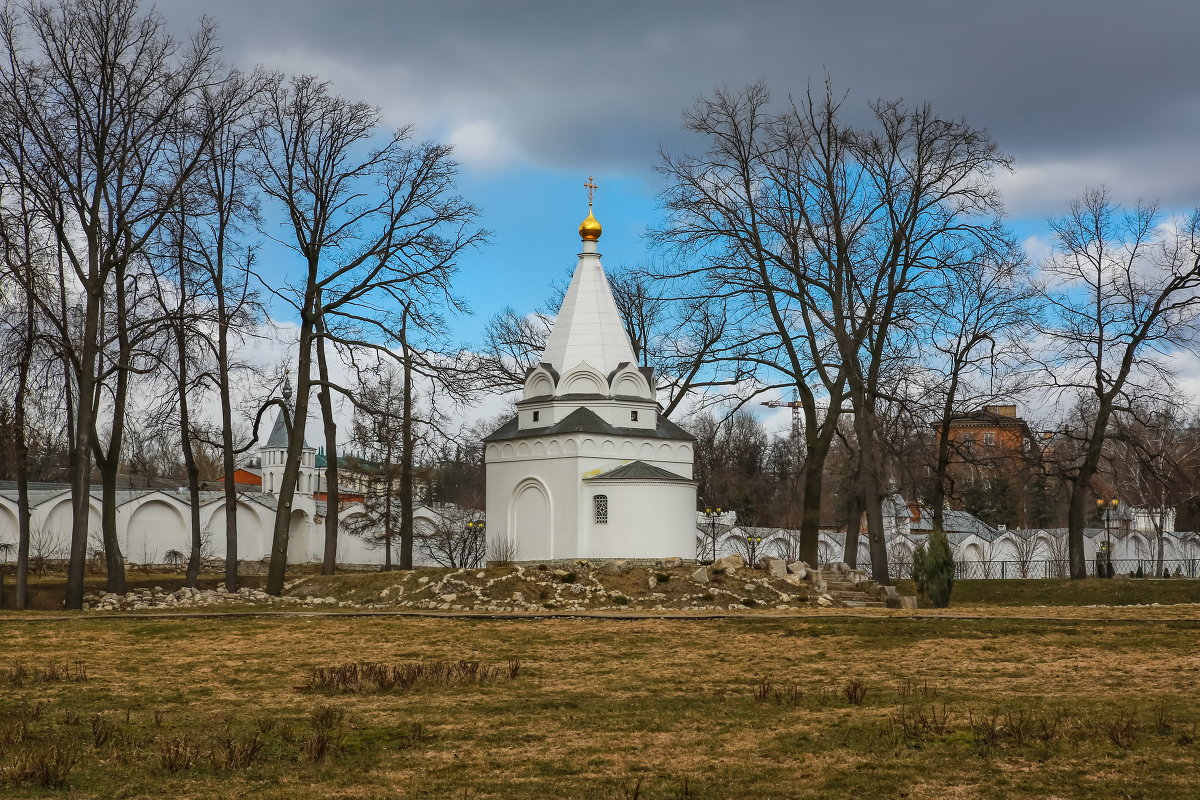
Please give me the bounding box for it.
[630,410,639,422]
[594,494,608,525]
[532,410,540,423]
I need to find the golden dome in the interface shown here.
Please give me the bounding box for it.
[578,207,602,241]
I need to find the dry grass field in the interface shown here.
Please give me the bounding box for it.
[2,611,1199,799]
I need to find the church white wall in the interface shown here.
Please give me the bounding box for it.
[580,480,696,559]
[485,434,696,562]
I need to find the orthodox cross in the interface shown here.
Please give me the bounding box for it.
[584,175,598,206]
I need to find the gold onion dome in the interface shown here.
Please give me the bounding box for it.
[579,207,602,241]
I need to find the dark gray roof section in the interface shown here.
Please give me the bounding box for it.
[585,460,693,482]
[483,406,695,443]
[911,509,998,538]
[265,407,290,449]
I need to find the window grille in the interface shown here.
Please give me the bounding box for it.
[594,494,608,524]
[630,410,639,422]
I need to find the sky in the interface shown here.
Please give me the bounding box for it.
[154,0,1200,428]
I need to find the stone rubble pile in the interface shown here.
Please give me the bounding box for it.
[81,585,345,611]
[75,556,916,613]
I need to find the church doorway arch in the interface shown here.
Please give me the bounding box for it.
[511,479,551,559]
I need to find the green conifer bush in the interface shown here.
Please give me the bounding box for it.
[925,529,955,608]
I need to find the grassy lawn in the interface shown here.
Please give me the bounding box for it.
[892,577,1200,607]
[2,614,1199,798]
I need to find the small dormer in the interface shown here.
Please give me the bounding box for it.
[608,362,654,401]
[558,362,608,397]
[523,363,558,400]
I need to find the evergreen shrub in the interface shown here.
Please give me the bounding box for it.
[925,529,955,609]
[911,542,928,598]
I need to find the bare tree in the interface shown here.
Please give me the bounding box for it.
[415,507,485,569]
[0,157,53,608]
[1046,532,1070,579]
[919,252,1032,535]
[657,81,1012,582]
[192,72,265,591]
[1009,533,1042,579]
[1108,404,1200,577]
[0,0,242,606]
[1031,188,1200,578]
[253,75,482,594]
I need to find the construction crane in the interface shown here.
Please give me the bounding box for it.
[761,396,802,443]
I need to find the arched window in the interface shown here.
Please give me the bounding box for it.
[594,494,608,525]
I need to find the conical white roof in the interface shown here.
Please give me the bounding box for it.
[540,238,637,375]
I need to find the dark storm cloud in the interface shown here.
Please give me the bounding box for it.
[161,0,1200,213]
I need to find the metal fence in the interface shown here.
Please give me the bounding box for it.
[885,558,1200,580]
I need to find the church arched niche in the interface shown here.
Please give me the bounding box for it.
[532,441,546,457]
[619,441,636,457]
[486,444,499,460]
[565,439,579,456]
[44,496,100,558]
[580,438,597,455]
[524,365,557,398]
[559,364,606,396]
[639,443,655,458]
[600,439,617,456]
[517,442,531,457]
[287,509,311,564]
[126,499,188,564]
[501,444,515,459]
[511,479,551,557]
[548,440,562,456]
[205,500,267,560]
[0,503,17,543]
[609,363,652,400]
[658,443,673,459]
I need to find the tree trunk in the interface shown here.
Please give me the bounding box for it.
[1156,505,1166,578]
[399,345,415,571]
[64,291,101,610]
[843,491,863,569]
[1066,403,1113,579]
[175,229,205,587]
[96,278,134,593]
[383,433,395,571]
[218,312,239,591]
[12,268,35,609]
[798,430,836,567]
[177,347,203,585]
[266,302,316,595]
[315,302,340,575]
[853,406,890,585]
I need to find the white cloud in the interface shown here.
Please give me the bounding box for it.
[447,119,516,170]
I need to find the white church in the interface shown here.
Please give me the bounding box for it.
[483,188,698,561]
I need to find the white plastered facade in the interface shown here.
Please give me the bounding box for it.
[483,217,697,561]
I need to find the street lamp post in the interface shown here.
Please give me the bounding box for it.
[703,507,723,561]
[745,534,765,566]
[466,520,485,567]
[1096,497,1119,578]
